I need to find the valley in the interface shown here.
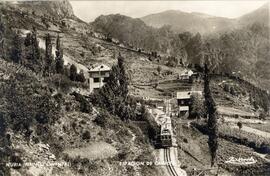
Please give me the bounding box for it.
[0,1,269,176]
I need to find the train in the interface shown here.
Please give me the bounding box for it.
[155,114,173,148]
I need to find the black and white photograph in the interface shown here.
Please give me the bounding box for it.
[0,0,269,175]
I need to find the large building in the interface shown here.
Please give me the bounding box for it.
[177,91,202,117]
[88,64,111,93]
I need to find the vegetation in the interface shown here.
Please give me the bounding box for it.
[189,93,205,119]
[91,55,130,121]
[44,33,54,75]
[203,43,222,167]
[55,34,64,74]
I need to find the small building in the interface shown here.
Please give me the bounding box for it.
[179,69,194,81]
[177,91,202,117]
[88,64,111,93]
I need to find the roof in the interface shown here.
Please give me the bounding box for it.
[179,106,189,111]
[177,91,192,99]
[89,64,110,72]
[177,91,202,99]
[180,69,194,76]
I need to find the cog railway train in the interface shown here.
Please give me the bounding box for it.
[156,114,173,148]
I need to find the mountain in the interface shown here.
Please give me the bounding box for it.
[141,3,269,34]
[16,0,74,19]
[91,14,178,53]
[238,2,270,26]
[141,10,236,34]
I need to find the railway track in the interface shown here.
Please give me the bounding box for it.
[164,148,178,176]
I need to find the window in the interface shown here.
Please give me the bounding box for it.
[93,78,100,83]
[103,77,109,83]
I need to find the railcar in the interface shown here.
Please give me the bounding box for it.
[160,129,172,147]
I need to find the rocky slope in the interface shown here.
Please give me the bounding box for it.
[17,0,75,19]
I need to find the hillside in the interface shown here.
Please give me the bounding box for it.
[0,1,269,176]
[16,0,75,19]
[238,2,270,26]
[141,10,236,34]
[91,14,177,54]
[0,2,167,176]
[141,3,269,34]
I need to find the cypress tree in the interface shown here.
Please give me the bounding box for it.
[55,34,64,74]
[10,31,22,63]
[31,27,40,60]
[118,55,129,99]
[44,33,53,75]
[92,54,129,120]
[204,61,218,167]
[0,15,5,58]
[70,64,77,81]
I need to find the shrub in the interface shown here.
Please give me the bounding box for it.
[237,122,243,129]
[93,111,108,128]
[82,131,90,140]
[223,84,230,92]
[230,86,236,96]
[71,92,92,113]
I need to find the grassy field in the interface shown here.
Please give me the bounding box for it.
[246,123,270,133]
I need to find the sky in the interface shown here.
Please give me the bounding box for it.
[70,1,268,22]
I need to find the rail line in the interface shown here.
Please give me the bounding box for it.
[164,148,178,176]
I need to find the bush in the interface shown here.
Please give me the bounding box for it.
[71,92,92,113]
[223,84,230,92]
[93,111,108,128]
[82,131,90,140]
[237,122,243,129]
[230,86,236,96]
[259,112,267,120]
[35,113,49,124]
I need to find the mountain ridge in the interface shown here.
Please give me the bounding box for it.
[140,3,269,34]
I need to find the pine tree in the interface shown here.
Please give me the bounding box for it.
[55,34,64,74]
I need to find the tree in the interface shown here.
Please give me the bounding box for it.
[91,55,130,120]
[186,33,203,67]
[0,15,6,58]
[44,33,53,75]
[166,56,178,67]
[76,70,86,82]
[204,63,218,167]
[237,121,242,130]
[118,55,129,99]
[70,64,77,81]
[157,65,162,75]
[203,43,220,167]
[10,31,22,63]
[189,94,205,119]
[55,35,64,74]
[31,28,40,60]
